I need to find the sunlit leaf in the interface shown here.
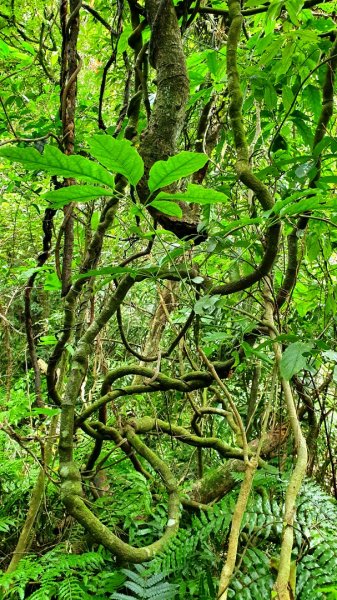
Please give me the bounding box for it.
[43,185,114,207]
[155,183,228,205]
[148,152,208,193]
[0,145,116,188]
[88,135,144,186]
[149,200,183,218]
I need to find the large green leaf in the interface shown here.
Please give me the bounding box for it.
[279,195,326,217]
[88,135,144,186]
[280,342,313,380]
[148,152,208,193]
[43,185,115,208]
[154,183,228,205]
[271,189,321,216]
[75,265,158,281]
[0,145,116,188]
[149,200,182,218]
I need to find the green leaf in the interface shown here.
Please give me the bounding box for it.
[259,38,283,67]
[217,216,262,234]
[44,272,61,291]
[194,295,221,316]
[322,350,337,363]
[279,195,325,216]
[38,335,58,346]
[271,188,322,216]
[264,84,277,110]
[159,246,186,266]
[244,0,266,6]
[43,185,114,207]
[265,0,283,31]
[303,85,321,121]
[242,341,274,365]
[90,211,100,231]
[292,117,313,147]
[88,135,144,186]
[148,151,208,193]
[294,160,315,179]
[280,342,313,380]
[286,0,304,24]
[282,86,294,112]
[155,183,228,205]
[0,40,10,57]
[149,200,183,218]
[0,145,116,188]
[31,407,61,416]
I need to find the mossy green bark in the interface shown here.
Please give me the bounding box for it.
[6,415,59,574]
[217,0,281,298]
[60,426,180,563]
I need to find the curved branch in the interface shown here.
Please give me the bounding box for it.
[76,361,235,426]
[263,283,307,599]
[60,429,180,562]
[82,3,114,32]
[276,39,337,308]
[117,306,195,362]
[211,0,280,298]
[197,0,330,18]
[93,417,246,459]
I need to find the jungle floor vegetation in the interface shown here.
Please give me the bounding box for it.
[0,0,337,598]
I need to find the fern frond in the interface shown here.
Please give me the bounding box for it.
[112,565,177,600]
[58,576,88,600]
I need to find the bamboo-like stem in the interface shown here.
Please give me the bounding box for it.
[6,415,59,573]
[217,461,256,600]
[216,364,277,599]
[264,281,308,600]
[198,348,248,461]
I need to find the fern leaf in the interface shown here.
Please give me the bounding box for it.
[124,580,146,596]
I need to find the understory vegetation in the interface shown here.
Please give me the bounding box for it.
[0,0,337,598]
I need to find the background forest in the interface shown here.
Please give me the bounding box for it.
[0,0,337,598]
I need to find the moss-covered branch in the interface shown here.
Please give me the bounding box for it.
[6,415,59,573]
[75,362,234,426]
[215,0,280,298]
[192,426,287,504]
[138,0,204,240]
[59,275,136,465]
[92,417,246,459]
[47,196,119,404]
[276,38,337,308]
[217,461,257,599]
[60,427,180,562]
[263,283,307,599]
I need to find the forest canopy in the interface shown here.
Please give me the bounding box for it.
[0,0,337,599]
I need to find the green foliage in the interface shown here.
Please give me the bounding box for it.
[280,342,314,380]
[148,152,208,193]
[0,145,116,188]
[43,185,115,208]
[150,496,234,597]
[88,135,144,186]
[1,1,337,599]
[0,547,125,600]
[296,482,337,599]
[228,548,273,599]
[148,200,182,218]
[112,565,178,600]
[229,481,337,600]
[142,480,337,599]
[153,184,229,206]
